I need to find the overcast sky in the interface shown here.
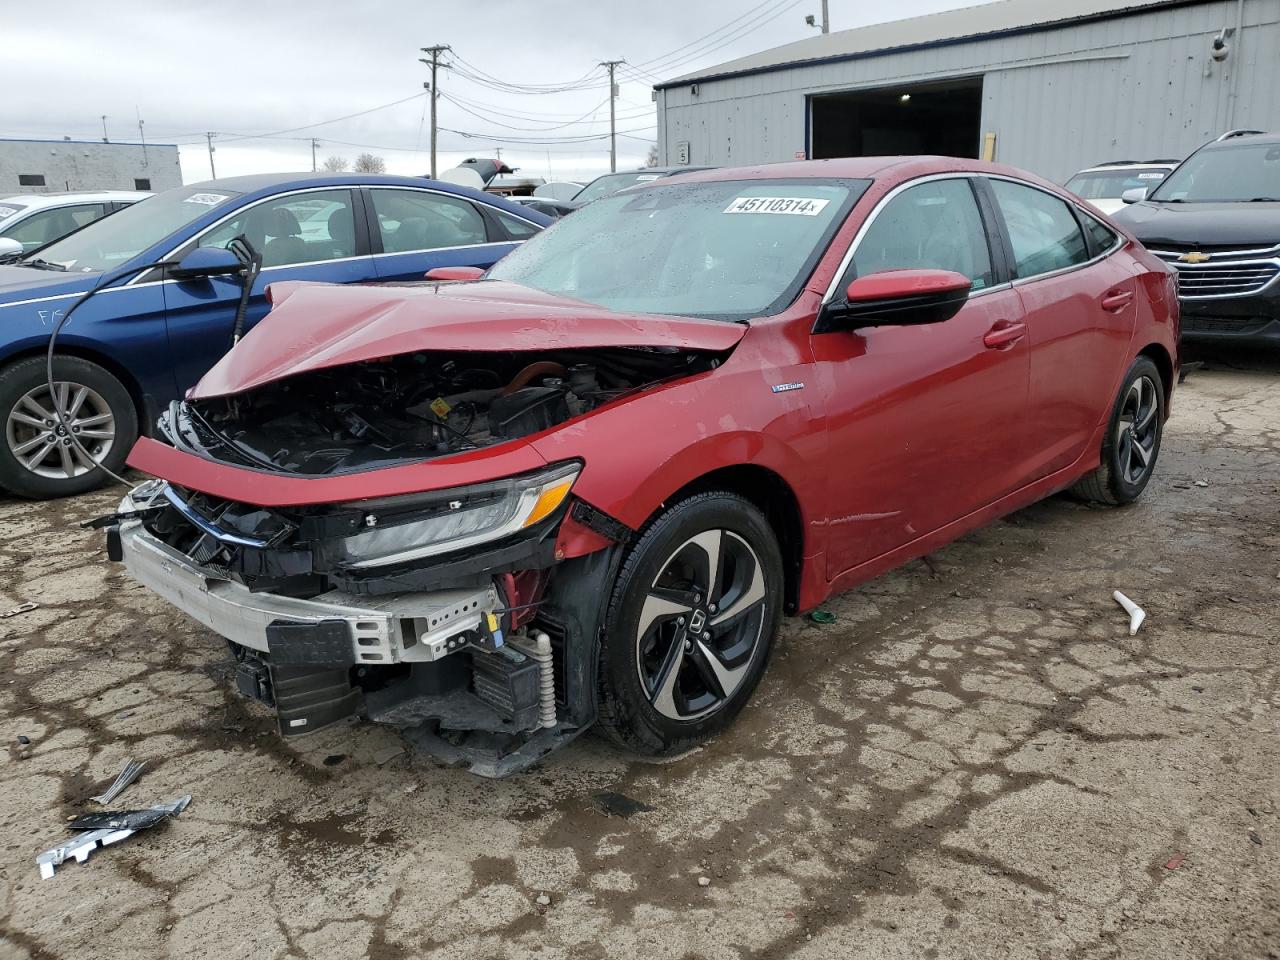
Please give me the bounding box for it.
[1,0,971,184]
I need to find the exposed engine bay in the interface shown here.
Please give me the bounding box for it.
[160,346,716,476]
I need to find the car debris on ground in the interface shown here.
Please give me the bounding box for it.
[89,758,146,804]
[36,796,191,880]
[1113,590,1147,635]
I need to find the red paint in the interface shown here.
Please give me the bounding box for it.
[193,280,745,399]
[845,268,971,302]
[424,266,485,281]
[135,158,1177,614]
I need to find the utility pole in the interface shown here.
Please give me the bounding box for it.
[205,132,217,179]
[137,113,148,167]
[821,0,829,33]
[419,44,451,178]
[311,138,318,172]
[101,115,109,142]
[600,60,624,172]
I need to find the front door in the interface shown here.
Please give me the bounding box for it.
[813,176,1031,577]
[161,188,373,394]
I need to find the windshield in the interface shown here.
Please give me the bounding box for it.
[1066,167,1169,200]
[25,187,241,272]
[489,178,866,320]
[573,172,667,204]
[1149,142,1280,202]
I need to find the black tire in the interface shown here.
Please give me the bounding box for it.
[1071,356,1164,506]
[0,355,137,499]
[596,491,784,756]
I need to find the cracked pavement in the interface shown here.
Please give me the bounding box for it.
[1,349,1277,960]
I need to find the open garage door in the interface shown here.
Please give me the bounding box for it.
[810,77,983,160]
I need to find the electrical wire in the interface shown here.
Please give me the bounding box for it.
[44,259,177,488]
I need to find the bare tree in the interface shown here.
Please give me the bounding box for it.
[353,153,387,174]
[645,143,659,167]
[321,156,348,172]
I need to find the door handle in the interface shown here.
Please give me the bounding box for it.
[1101,289,1133,312]
[983,321,1026,349]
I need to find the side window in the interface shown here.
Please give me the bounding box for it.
[1,204,105,250]
[198,190,357,268]
[1080,210,1119,256]
[844,178,994,292]
[990,180,1089,278]
[370,190,488,253]
[494,209,540,240]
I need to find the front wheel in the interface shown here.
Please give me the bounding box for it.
[596,491,784,756]
[1071,356,1164,506]
[0,355,137,499]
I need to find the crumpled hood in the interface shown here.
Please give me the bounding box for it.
[1113,201,1280,248]
[191,280,746,399]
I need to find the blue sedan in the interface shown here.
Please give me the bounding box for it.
[0,173,550,498]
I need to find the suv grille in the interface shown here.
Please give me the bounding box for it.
[1152,247,1280,300]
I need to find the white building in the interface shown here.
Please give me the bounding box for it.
[0,138,182,194]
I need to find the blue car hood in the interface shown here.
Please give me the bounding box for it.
[0,265,99,304]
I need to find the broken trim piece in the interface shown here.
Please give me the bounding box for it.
[37,795,191,880]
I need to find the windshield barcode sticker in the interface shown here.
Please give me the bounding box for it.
[724,196,830,216]
[184,193,229,206]
[1137,172,1166,180]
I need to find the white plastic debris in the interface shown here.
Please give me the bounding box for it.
[1113,591,1146,635]
[37,795,190,879]
[89,758,145,805]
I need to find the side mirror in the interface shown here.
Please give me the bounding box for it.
[424,265,485,282]
[0,238,23,260]
[1121,187,1148,204]
[817,268,972,333]
[170,246,246,281]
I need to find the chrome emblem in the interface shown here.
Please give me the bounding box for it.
[771,381,805,393]
[1178,251,1211,264]
[687,609,707,633]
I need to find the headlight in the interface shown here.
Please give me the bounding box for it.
[334,462,580,569]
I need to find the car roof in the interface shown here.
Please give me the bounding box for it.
[658,156,1062,188]
[1201,131,1280,150]
[1073,162,1178,173]
[0,190,151,207]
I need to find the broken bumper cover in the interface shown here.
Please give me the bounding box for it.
[119,519,497,666]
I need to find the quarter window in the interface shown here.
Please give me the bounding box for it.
[198,190,357,267]
[370,189,488,253]
[844,178,994,290]
[1080,210,1119,256]
[990,180,1089,278]
[494,209,540,240]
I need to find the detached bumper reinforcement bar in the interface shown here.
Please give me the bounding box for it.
[119,521,497,665]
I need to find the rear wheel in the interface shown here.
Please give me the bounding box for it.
[596,492,783,755]
[0,355,137,499]
[1072,356,1164,506]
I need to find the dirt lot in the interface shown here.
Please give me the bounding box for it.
[1,350,1277,960]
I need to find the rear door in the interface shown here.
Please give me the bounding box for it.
[813,175,1031,577]
[984,178,1136,480]
[364,187,528,280]
[161,188,374,394]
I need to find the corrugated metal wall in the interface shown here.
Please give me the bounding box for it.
[656,0,1280,182]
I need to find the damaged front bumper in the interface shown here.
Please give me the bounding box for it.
[120,520,498,666]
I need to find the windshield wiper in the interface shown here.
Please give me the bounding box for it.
[21,258,68,272]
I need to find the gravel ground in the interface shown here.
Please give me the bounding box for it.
[0,348,1277,960]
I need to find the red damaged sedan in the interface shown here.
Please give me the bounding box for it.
[107,158,1178,775]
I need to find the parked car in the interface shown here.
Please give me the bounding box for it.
[0,191,150,256]
[1113,129,1280,343]
[571,165,714,205]
[0,172,550,499]
[1064,161,1177,215]
[107,158,1177,776]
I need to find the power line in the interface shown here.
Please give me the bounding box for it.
[632,0,781,70]
[439,91,615,132]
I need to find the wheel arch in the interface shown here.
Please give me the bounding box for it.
[1136,342,1174,412]
[645,463,806,615]
[0,342,149,434]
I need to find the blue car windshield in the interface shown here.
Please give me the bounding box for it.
[28,187,241,273]
[488,179,866,320]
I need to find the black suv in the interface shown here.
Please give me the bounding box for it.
[1114,130,1280,344]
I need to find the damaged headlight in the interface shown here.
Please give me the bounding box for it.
[334,462,580,569]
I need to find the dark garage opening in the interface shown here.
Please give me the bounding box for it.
[810,76,983,160]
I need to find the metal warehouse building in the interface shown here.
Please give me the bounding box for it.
[0,138,182,195]
[654,0,1280,182]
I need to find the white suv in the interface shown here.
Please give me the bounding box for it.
[1064,161,1178,215]
[0,191,150,256]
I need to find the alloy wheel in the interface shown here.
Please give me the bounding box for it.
[5,381,115,479]
[1115,374,1159,485]
[635,528,769,721]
